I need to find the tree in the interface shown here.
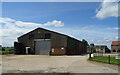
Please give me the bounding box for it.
[82,39,89,50]
[90,43,96,53]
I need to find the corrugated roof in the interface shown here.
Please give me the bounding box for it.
[95,45,107,47]
[111,41,120,45]
[18,27,82,42]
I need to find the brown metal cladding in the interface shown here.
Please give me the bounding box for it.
[50,47,66,55]
[66,36,86,55]
[18,28,67,54]
[16,27,86,55]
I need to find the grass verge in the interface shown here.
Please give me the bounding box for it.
[88,56,120,66]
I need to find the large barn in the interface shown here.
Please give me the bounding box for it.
[14,28,86,55]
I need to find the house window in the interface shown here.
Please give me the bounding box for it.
[113,50,116,52]
[45,33,51,39]
[117,50,120,52]
[29,34,34,39]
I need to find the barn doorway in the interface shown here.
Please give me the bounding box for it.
[35,39,51,55]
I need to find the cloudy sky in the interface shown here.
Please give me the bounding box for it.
[0,0,119,49]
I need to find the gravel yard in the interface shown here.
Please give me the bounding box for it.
[1,54,119,73]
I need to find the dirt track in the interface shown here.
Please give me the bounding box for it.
[1,54,119,73]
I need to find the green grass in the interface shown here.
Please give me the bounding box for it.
[0,50,13,55]
[0,47,14,55]
[2,47,14,51]
[89,56,120,65]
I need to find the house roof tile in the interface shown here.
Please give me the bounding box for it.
[112,41,120,45]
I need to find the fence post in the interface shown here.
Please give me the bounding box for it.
[89,53,91,58]
[108,55,110,64]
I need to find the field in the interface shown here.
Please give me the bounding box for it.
[2,47,14,50]
[0,50,13,55]
[89,56,120,65]
[0,47,14,55]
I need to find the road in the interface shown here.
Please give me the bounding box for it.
[1,54,119,73]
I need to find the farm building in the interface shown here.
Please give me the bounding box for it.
[111,41,120,52]
[94,45,111,53]
[87,44,111,53]
[14,28,86,55]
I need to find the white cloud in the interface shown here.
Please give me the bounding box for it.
[107,27,120,30]
[96,0,118,19]
[0,17,64,46]
[42,20,64,27]
[0,18,64,28]
[112,27,120,30]
[0,17,118,48]
[80,25,94,30]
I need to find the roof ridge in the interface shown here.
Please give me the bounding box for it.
[18,27,82,42]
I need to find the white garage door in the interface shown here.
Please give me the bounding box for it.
[35,39,51,55]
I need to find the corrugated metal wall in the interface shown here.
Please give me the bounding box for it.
[66,36,86,55]
[66,37,79,55]
[17,28,67,55]
[14,42,25,54]
[35,39,51,55]
[16,28,86,55]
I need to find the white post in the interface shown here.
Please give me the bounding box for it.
[26,47,30,54]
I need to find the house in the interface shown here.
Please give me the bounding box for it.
[111,41,120,52]
[14,28,86,55]
[94,45,111,53]
[87,44,111,53]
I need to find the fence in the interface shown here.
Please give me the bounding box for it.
[89,53,120,65]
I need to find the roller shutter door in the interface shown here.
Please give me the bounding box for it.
[35,39,51,55]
